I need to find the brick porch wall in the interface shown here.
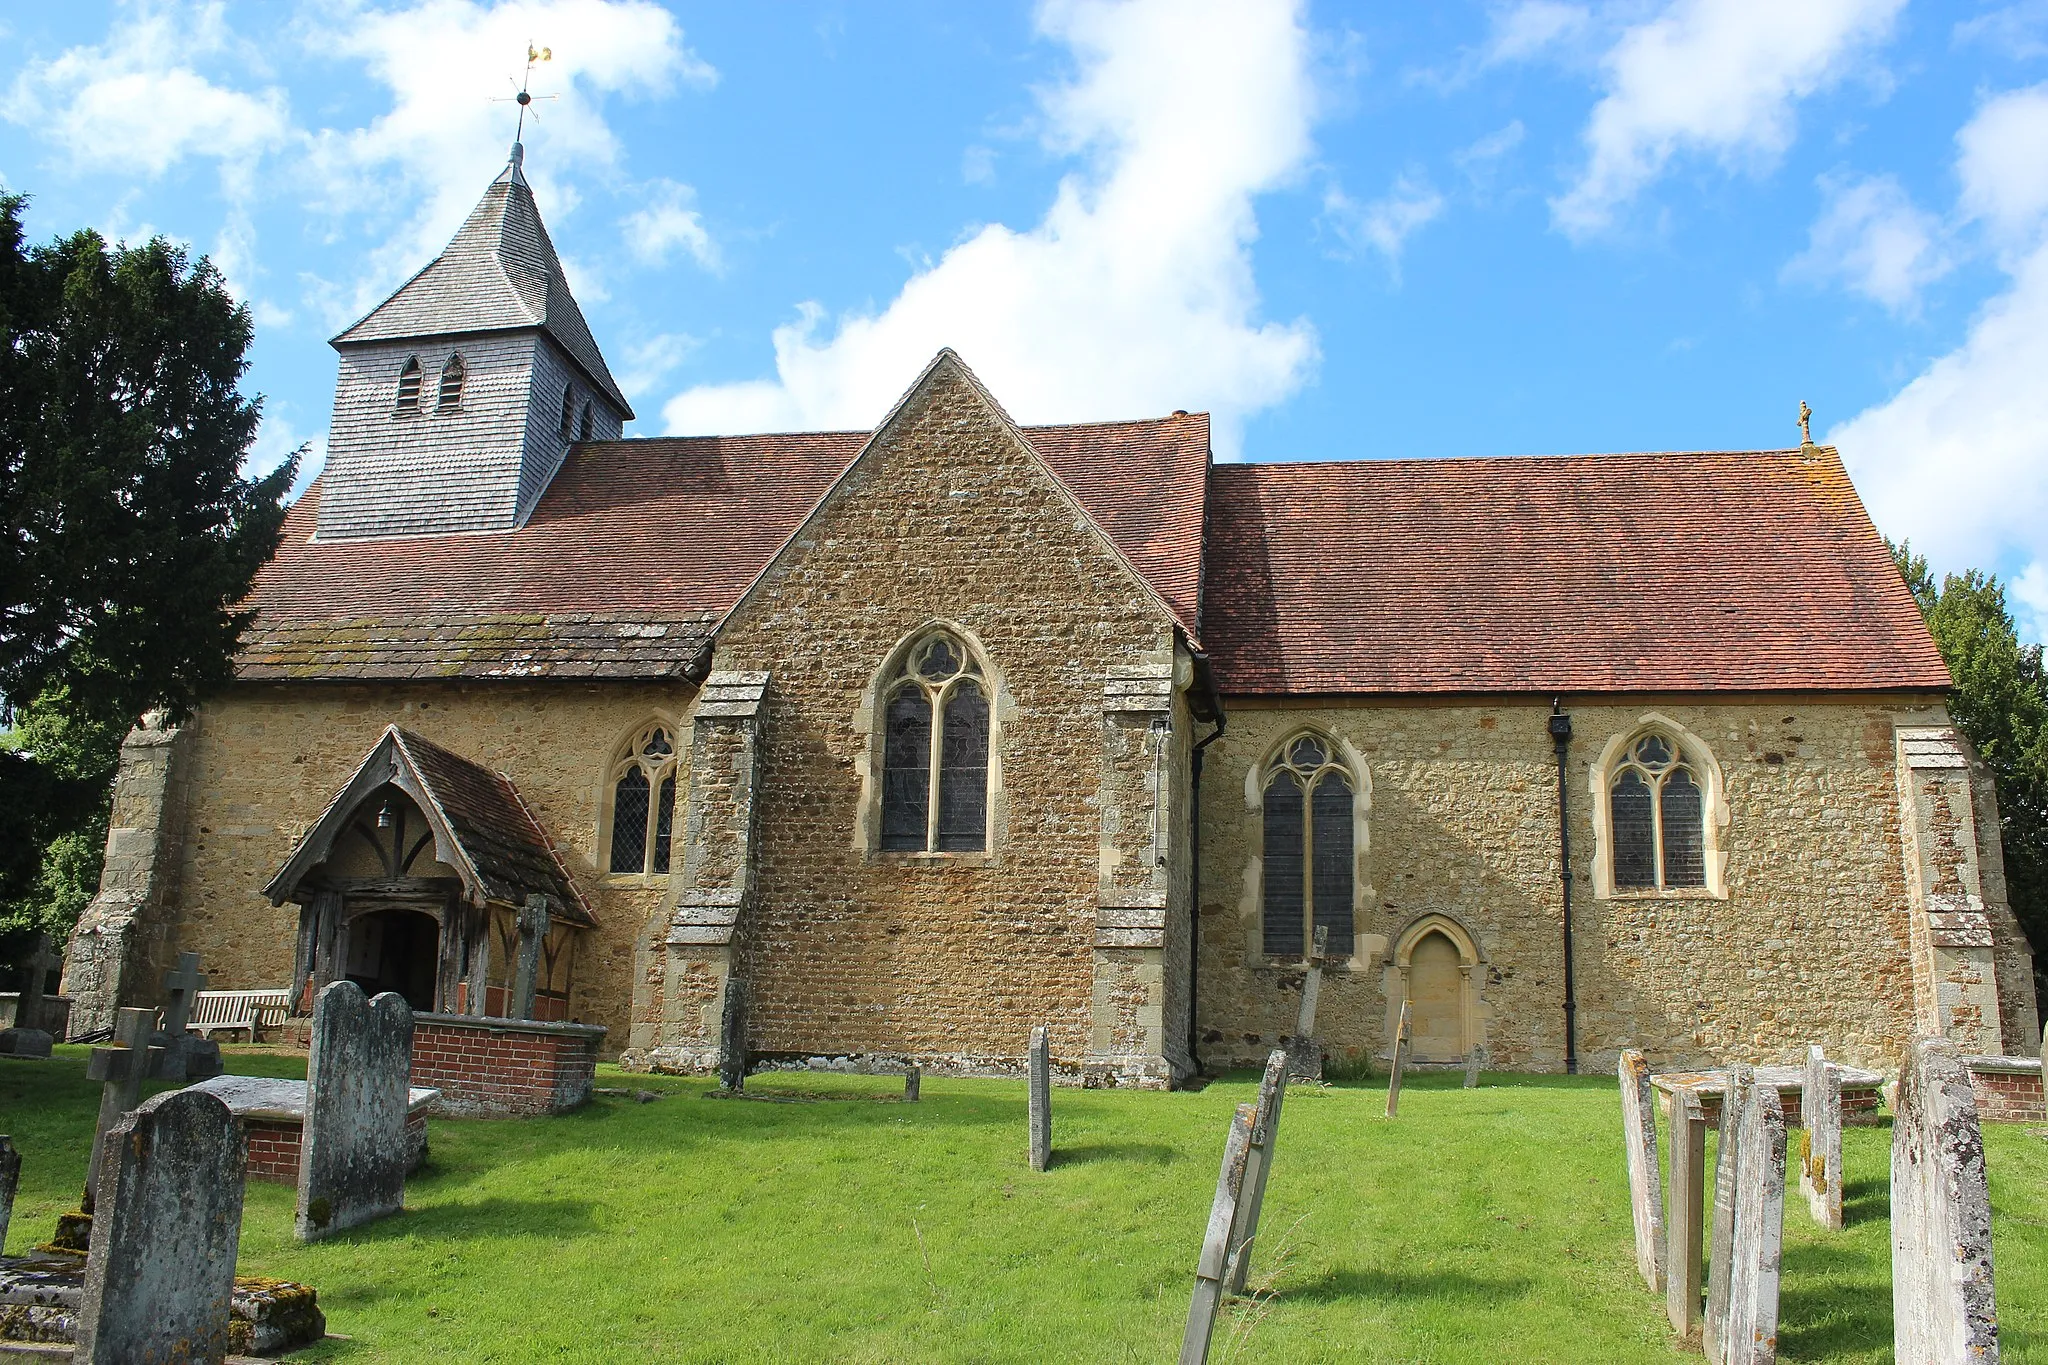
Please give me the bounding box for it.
[410,1013,606,1117]
[243,1112,430,1183]
[1966,1056,2046,1123]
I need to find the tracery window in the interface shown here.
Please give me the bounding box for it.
[880,633,990,853]
[437,354,466,410]
[1261,734,1354,958]
[1608,732,1705,890]
[394,357,422,412]
[608,723,679,875]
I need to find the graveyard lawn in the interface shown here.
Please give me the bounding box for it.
[4,1051,2046,1363]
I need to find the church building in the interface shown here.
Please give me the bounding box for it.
[62,147,2041,1083]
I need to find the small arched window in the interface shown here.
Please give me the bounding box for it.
[1609,732,1705,890]
[578,401,594,442]
[559,384,575,439]
[880,633,990,853]
[1261,733,1354,958]
[437,354,466,410]
[608,723,679,875]
[394,356,422,412]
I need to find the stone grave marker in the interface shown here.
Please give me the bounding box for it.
[1464,1043,1484,1089]
[1179,1102,1256,1365]
[0,932,57,1058]
[1666,1086,1708,1341]
[1800,1045,1843,1231]
[1223,1049,1290,1296]
[0,1135,18,1249]
[1892,1036,1999,1363]
[296,979,414,1242]
[148,950,224,1081]
[1619,1049,1666,1292]
[1705,1070,1787,1365]
[1702,1063,1750,1363]
[72,1087,246,1365]
[904,1065,921,1102]
[1385,1001,1412,1119]
[510,894,550,1020]
[1286,925,1328,1082]
[1028,1025,1052,1173]
[718,977,749,1093]
[58,1005,165,1247]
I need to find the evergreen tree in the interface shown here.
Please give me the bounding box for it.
[0,193,296,955]
[1892,541,2048,1017]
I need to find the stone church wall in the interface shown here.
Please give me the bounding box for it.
[1196,693,1994,1076]
[137,681,692,1046]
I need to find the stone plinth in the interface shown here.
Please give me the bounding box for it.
[184,1075,436,1182]
[1964,1055,2044,1123]
[1652,1063,1884,1128]
[0,1252,323,1355]
[410,1013,605,1117]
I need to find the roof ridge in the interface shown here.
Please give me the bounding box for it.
[1217,447,1821,471]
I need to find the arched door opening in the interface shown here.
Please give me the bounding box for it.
[345,907,441,1010]
[1407,931,1465,1061]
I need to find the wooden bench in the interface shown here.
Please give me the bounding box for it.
[189,989,293,1042]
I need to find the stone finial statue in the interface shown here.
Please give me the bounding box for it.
[1798,400,1814,445]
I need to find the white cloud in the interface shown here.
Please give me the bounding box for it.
[1784,173,1950,312]
[8,2,289,176]
[616,331,701,404]
[1486,2,1591,65]
[621,178,719,270]
[662,0,1317,455]
[1552,0,1904,236]
[1321,175,1444,273]
[1956,83,2048,250]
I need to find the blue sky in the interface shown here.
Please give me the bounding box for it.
[5,2,2048,632]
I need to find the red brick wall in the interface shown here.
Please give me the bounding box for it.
[1968,1063,2046,1123]
[410,1014,604,1117]
[241,1112,431,1183]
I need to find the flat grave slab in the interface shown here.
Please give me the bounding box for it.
[0,1251,323,1356]
[185,1075,437,1183]
[1653,1063,1884,1127]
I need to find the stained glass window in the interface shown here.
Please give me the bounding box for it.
[882,685,933,850]
[879,632,990,853]
[1608,730,1709,891]
[608,723,680,874]
[1611,769,1655,890]
[610,767,649,873]
[1262,770,1305,957]
[1661,767,1705,888]
[1262,734,1355,958]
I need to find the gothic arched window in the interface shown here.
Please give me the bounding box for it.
[1261,733,1355,958]
[880,633,990,853]
[394,356,422,412]
[1608,732,1706,890]
[559,384,575,439]
[608,723,679,875]
[437,354,466,410]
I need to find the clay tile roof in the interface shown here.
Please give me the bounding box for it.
[1202,446,1951,695]
[239,414,1211,678]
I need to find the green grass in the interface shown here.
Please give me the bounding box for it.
[4,1049,2045,1363]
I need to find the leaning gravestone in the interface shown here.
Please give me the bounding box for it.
[1385,1001,1412,1119]
[0,932,56,1058]
[296,979,413,1242]
[1618,1049,1666,1292]
[0,1135,18,1249]
[72,1088,246,1365]
[1800,1045,1843,1231]
[1705,1070,1787,1365]
[1028,1026,1052,1173]
[1223,1049,1290,1296]
[1666,1086,1709,1341]
[1180,1102,1256,1365]
[1892,1036,1999,1363]
[1285,925,1328,1082]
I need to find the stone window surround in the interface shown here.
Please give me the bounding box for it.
[1587,712,1730,901]
[599,715,682,883]
[851,621,1010,868]
[1239,726,1373,971]
[1379,911,1486,1061]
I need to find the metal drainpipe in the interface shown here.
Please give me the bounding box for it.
[1550,698,1577,1075]
[1188,653,1227,1077]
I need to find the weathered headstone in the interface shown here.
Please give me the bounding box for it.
[1385,1001,1412,1119]
[72,1088,246,1365]
[0,933,56,1057]
[1464,1043,1484,1089]
[1800,1045,1843,1231]
[509,894,550,1021]
[1892,1036,2000,1363]
[904,1065,921,1102]
[1179,1102,1255,1365]
[1286,925,1328,1082]
[1706,1070,1787,1365]
[1666,1086,1708,1341]
[148,950,224,1081]
[718,976,749,1092]
[296,979,414,1242]
[1702,1063,1750,1363]
[0,1135,18,1250]
[1028,1025,1052,1173]
[1619,1049,1667,1292]
[1223,1049,1290,1296]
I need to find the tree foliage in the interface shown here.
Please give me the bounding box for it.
[1892,541,2048,989]
[0,193,296,954]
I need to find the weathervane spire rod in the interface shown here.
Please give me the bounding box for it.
[494,41,555,166]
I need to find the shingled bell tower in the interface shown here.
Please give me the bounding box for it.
[317,143,633,540]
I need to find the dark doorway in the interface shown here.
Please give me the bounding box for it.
[344,907,441,1010]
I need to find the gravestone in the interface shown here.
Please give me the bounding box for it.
[510,894,550,1021]
[1464,1043,1484,1089]
[1385,1001,1412,1119]
[1705,1070,1787,1365]
[1800,1045,1843,1231]
[904,1066,921,1102]
[718,977,749,1092]
[72,1088,246,1365]
[1619,1049,1666,1292]
[62,1005,165,1246]
[1666,1086,1709,1341]
[1892,1036,1999,1363]
[0,1135,17,1249]
[148,950,224,1081]
[1285,925,1328,1082]
[1223,1049,1290,1296]
[1179,1102,1255,1365]
[296,979,414,1242]
[0,933,56,1057]
[1028,1026,1052,1173]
